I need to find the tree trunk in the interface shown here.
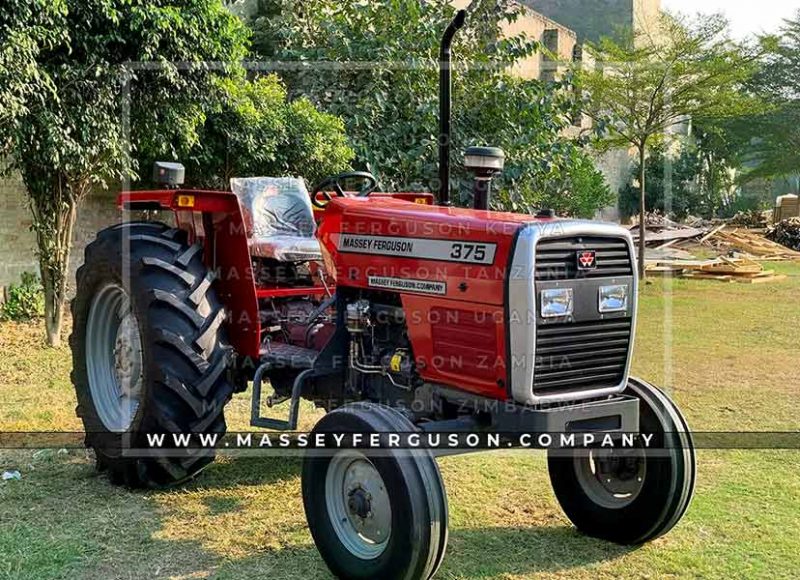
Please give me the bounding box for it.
[38,202,77,347]
[638,144,647,281]
[25,169,80,348]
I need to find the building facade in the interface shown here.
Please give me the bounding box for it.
[522,0,661,43]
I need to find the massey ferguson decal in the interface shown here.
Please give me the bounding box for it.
[367,276,447,295]
[339,234,497,264]
[576,249,597,270]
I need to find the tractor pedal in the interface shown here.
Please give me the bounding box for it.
[250,361,314,431]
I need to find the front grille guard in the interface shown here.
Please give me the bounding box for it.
[507,220,638,406]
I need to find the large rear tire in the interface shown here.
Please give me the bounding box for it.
[70,222,234,487]
[302,403,448,580]
[547,377,695,545]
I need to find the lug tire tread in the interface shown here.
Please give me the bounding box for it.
[70,221,234,488]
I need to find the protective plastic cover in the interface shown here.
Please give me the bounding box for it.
[230,177,322,261]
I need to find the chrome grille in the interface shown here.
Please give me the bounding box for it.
[533,318,632,396]
[535,236,633,281]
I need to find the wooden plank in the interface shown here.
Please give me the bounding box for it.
[736,274,788,284]
[699,224,726,244]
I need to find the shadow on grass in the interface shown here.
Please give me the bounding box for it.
[134,455,634,578]
[200,522,634,580]
[442,525,635,577]
[196,455,302,489]
[2,452,633,579]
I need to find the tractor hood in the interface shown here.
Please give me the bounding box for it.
[316,196,630,306]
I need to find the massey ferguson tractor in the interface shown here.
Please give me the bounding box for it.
[70,10,695,580]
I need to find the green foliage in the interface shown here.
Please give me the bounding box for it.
[1,273,45,322]
[582,13,762,152]
[735,11,800,181]
[0,0,250,344]
[246,0,610,216]
[619,144,704,220]
[182,75,354,189]
[620,132,748,220]
[0,1,66,126]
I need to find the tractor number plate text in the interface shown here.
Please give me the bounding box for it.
[339,234,496,264]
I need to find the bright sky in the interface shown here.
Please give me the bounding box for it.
[661,0,798,39]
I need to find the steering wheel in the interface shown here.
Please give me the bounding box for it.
[310,171,378,208]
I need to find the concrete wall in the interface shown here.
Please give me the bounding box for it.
[451,0,578,80]
[522,0,661,42]
[0,172,121,295]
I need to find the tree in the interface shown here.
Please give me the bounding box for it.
[580,13,760,277]
[736,11,800,181]
[0,1,66,126]
[245,0,612,216]
[619,144,702,220]
[0,1,249,346]
[155,75,354,189]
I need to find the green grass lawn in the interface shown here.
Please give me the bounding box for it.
[1,264,799,579]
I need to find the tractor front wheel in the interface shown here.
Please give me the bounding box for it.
[70,222,234,487]
[547,377,696,545]
[302,403,448,580]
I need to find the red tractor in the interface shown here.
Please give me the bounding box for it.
[70,11,694,580]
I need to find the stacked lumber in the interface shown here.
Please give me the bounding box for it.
[681,256,787,284]
[646,255,788,284]
[705,227,800,260]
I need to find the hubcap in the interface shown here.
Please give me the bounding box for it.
[573,446,646,509]
[325,452,392,560]
[86,284,143,432]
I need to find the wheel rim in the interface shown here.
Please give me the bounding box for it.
[86,283,143,432]
[573,446,646,509]
[325,451,392,560]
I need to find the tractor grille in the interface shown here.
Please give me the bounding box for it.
[533,318,632,396]
[535,236,633,281]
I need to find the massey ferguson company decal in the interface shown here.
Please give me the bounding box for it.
[367,276,447,295]
[338,234,497,264]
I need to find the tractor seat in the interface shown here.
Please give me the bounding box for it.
[230,177,322,262]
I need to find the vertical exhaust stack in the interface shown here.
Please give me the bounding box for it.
[438,9,467,206]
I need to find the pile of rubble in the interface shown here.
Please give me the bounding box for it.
[766,217,800,252]
[728,210,770,229]
[634,218,800,283]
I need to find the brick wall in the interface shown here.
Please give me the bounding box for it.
[0,172,121,297]
[0,173,38,290]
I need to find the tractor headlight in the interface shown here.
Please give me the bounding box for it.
[599,284,629,313]
[540,288,573,318]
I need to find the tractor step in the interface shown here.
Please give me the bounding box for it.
[251,343,318,430]
[260,342,319,370]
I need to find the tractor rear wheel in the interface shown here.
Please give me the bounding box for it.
[302,403,448,580]
[547,377,695,545]
[70,222,234,487]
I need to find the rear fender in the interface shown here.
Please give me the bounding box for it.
[118,189,261,359]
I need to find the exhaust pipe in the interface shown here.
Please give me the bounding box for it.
[438,9,467,206]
